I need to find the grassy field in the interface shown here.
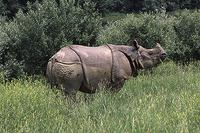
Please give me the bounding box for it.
[0,62,200,133]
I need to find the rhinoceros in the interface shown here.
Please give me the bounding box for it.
[46,40,167,98]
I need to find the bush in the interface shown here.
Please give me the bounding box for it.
[0,0,5,15]
[0,0,6,15]
[97,11,200,62]
[0,0,102,80]
[173,10,200,61]
[79,0,200,13]
[143,0,167,12]
[87,0,127,13]
[97,13,177,55]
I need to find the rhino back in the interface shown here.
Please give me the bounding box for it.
[51,46,81,64]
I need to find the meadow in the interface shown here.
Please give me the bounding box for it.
[1,0,200,132]
[0,61,200,133]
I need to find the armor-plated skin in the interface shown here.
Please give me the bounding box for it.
[46,41,167,99]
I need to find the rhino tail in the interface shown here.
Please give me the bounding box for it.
[46,58,57,88]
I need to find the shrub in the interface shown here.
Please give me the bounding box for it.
[97,13,177,55]
[0,0,102,80]
[143,0,167,12]
[0,0,6,15]
[86,0,127,13]
[173,10,200,61]
[98,11,200,62]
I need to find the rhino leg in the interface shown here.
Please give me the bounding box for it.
[53,62,84,100]
[110,78,126,92]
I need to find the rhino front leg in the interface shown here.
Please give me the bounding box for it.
[110,78,126,92]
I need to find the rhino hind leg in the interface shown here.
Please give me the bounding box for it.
[54,63,84,100]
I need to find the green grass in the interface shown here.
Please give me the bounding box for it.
[0,62,200,133]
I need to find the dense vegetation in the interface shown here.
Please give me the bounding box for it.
[1,0,200,17]
[1,0,200,79]
[97,10,200,61]
[0,0,101,80]
[0,62,200,132]
[89,0,200,13]
[0,0,200,133]
[0,0,200,132]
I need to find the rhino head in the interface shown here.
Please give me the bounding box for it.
[135,41,167,69]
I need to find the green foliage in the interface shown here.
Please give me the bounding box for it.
[97,13,177,54]
[97,11,200,61]
[2,0,200,18]
[173,10,200,61]
[84,0,200,13]
[79,0,127,13]
[102,12,129,26]
[143,0,166,12]
[0,62,200,132]
[0,0,6,15]
[0,0,102,80]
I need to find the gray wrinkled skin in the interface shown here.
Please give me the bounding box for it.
[138,43,167,69]
[46,41,167,99]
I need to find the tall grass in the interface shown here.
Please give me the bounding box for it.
[0,62,200,132]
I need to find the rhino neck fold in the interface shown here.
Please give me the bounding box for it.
[126,54,139,77]
[105,44,115,83]
[136,56,144,69]
[106,44,140,81]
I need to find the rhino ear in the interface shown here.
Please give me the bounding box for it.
[156,42,161,47]
[132,40,140,50]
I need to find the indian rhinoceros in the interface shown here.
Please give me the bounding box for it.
[46,40,167,98]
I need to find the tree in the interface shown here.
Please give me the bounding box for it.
[191,0,200,9]
[0,0,6,15]
[0,0,102,80]
[143,0,167,12]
